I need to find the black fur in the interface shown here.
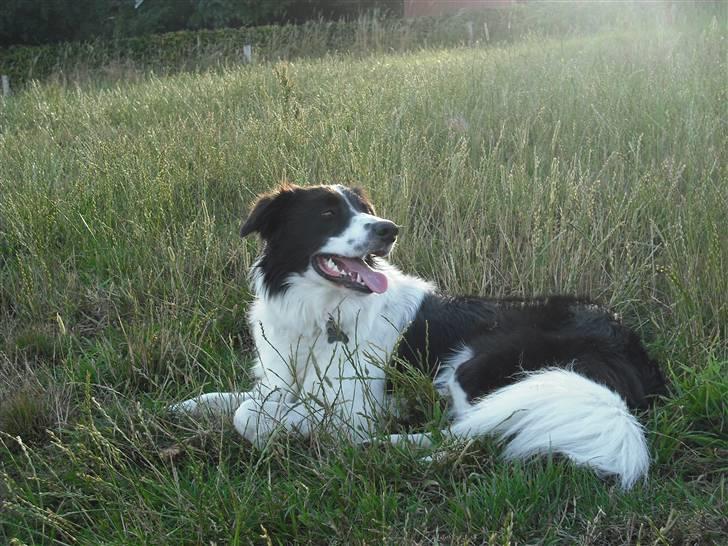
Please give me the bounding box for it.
[398,294,666,409]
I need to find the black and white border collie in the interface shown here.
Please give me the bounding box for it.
[174,184,666,489]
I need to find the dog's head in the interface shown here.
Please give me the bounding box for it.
[241,184,398,296]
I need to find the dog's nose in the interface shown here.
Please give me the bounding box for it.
[371,221,399,241]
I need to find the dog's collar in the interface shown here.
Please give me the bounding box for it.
[326,316,349,344]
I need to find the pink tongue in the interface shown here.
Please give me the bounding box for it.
[336,257,388,294]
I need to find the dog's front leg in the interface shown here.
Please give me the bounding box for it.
[233,396,326,448]
[234,383,386,448]
[170,391,258,416]
[385,432,438,448]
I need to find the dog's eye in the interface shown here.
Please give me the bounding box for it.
[321,209,335,217]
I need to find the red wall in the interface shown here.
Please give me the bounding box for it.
[404,0,515,18]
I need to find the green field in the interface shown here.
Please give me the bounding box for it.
[1,14,726,545]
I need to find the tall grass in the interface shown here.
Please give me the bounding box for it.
[1,14,726,544]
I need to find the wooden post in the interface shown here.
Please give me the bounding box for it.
[243,44,252,64]
[1,75,9,97]
[465,21,474,46]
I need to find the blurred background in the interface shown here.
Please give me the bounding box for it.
[4,0,722,48]
[4,0,403,47]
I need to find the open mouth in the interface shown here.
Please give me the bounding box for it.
[312,254,388,294]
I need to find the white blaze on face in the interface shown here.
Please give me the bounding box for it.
[317,187,387,258]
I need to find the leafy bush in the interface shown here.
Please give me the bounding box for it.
[0,0,114,46]
[0,0,400,48]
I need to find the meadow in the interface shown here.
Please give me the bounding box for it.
[1,12,726,545]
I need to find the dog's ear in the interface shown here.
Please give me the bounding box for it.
[240,185,296,239]
[240,195,274,238]
[350,186,376,215]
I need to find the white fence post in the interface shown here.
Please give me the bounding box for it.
[243,44,252,64]
[1,75,10,97]
[466,21,474,46]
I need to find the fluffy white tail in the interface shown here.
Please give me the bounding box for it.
[450,368,650,489]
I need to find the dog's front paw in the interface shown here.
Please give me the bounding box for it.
[168,392,254,416]
[168,398,201,414]
[233,398,281,448]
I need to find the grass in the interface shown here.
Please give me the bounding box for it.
[1,12,726,545]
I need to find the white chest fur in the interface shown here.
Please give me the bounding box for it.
[248,262,433,417]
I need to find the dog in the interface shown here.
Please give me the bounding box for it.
[174,183,666,489]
